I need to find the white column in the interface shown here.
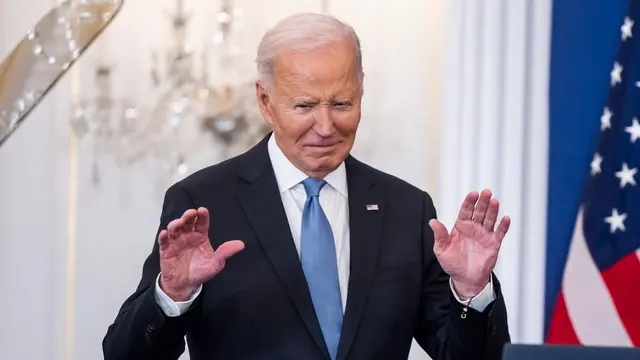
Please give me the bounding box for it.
[438,0,552,344]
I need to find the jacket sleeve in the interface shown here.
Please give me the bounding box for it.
[102,182,201,360]
[413,192,511,360]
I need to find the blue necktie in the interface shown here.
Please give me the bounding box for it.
[300,178,343,360]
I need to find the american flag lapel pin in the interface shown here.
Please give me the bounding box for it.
[366,204,379,211]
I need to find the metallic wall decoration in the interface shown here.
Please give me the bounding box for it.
[0,0,123,148]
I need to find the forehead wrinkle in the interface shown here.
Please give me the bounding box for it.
[272,47,360,100]
[278,68,359,99]
[283,81,358,103]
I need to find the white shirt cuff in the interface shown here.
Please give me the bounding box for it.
[154,273,202,317]
[449,276,496,312]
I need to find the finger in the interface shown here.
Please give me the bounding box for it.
[472,189,492,224]
[429,219,450,252]
[495,216,511,241]
[457,191,479,221]
[158,230,169,251]
[195,207,210,234]
[167,218,185,239]
[182,209,198,230]
[483,199,500,231]
[215,240,245,261]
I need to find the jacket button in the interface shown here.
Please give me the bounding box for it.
[145,324,156,341]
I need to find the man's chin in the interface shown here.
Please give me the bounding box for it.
[303,157,343,176]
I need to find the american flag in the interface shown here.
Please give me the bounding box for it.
[546,0,640,346]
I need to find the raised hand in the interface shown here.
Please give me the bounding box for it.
[158,207,245,301]
[428,189,510,298]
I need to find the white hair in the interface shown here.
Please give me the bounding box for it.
[256,12,364,90]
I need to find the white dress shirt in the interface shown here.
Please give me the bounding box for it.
[155,134,496,317]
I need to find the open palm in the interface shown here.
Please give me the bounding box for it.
[429,190,510,297]
[158,207,244,301]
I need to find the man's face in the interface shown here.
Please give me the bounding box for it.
[256,36,362,178]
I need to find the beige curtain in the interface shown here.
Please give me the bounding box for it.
[437,0,552,345]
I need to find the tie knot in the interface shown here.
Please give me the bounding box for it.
[302,178,327,198]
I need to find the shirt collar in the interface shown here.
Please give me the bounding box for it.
[267,133,348,197]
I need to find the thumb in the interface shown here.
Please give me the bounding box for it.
[429,219,450,251]
[215,240,245,261]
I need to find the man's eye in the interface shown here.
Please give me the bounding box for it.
[295,103,313,109]
[334,102,351,109]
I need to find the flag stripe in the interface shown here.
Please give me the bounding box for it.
[558,208,633,346]
[600,251,640,346]
[546,293,580,344]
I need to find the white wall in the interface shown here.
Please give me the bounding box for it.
[0,1,71,359]
[0,0,550,359]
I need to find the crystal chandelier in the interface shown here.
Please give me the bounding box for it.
[70,63,140,168]
[70,0,269,182]
[199,0,271,156]
[143,0,269,179]
[140,0,211,179]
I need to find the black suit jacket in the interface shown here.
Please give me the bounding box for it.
[103,135,510,360]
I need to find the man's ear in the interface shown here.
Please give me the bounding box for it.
[255,80,275,126]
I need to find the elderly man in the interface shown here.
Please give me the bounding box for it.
[103,12,510,360]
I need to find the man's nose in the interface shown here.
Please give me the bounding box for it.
[314,105,335,137]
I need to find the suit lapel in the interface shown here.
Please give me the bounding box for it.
[236,136,330,359]
[336,156,387,360]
